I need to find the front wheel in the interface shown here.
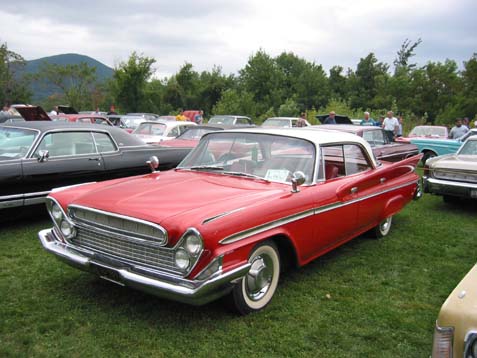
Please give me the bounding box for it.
[230,241,280,315]
[422,151,436,165]
[373,216,393,238]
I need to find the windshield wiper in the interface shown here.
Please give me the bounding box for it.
[224,171,270,182]
[184,165,225,171]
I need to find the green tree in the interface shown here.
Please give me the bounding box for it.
[348,53,390,110]
[329,66,349,100]
[35,61,98,110]
[212,89,257,119]
[0,42,31,105]
[112,52,156,112]
[239,49,285,112]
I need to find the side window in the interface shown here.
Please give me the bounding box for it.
[92,132,117,153]
[321,144,372,179]
[375,130,386,145]
[344,144,372,175]
[168,127,179,137]
[34,132,95,157]
[321,145,346,180]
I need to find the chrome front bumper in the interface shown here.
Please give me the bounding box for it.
[423,177,477,199]
[38,228,251,305]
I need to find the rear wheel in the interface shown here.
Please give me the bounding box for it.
[373,216,393,238]
[229,241,280,315]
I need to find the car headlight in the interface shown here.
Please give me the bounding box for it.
[51,203,63,222]
[185,234,203,256]
[174,248,190,270]
[174,228,204,273]
[60,220,76,239]
[431,323,454,357]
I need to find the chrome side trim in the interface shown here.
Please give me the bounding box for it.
[0,190,50,209]
[0,199,24,209]
[220,180,418,245]
[202,207,246,224]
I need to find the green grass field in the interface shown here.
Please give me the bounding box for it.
[0,195,475,357]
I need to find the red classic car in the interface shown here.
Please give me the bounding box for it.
[315,124,419,162]
[396,125,449,143]
[38,128,422,314]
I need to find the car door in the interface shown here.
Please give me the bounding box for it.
[21,130,104,196]
[94,131,152,179]
[309,144,360,255]
[0,126,40,208]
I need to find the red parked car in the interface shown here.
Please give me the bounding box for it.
[38,128,422,314]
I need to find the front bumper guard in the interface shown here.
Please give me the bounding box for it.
[423,176,477,199]
[38,228,251,306]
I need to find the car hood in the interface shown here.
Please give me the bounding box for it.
[159,139,198,148]
[429,154,477,170]
[14,105,51,121]
[66,171,286,236]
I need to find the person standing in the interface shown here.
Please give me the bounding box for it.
[324,111,337,124]
[360,111,376,126]
[194,110,204,124]
[449,118,469,139]
[382,111,399,142]
[397,116,404,137]
[297,112,307,127]
[107,105,117,115]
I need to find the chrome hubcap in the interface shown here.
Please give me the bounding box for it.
[380,217,391,234]
[246,255,273,301]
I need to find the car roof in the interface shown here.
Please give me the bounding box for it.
[1,120,145,146]
[316,124,372,134]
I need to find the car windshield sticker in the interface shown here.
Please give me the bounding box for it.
[265,169,290,182]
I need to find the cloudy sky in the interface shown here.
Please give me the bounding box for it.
[1,0,476,78]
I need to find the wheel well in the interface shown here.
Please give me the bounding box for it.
[422,149,437,156]
[269,235,298,271]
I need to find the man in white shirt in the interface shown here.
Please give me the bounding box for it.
[449,118,469,139]
[382,111,399,142]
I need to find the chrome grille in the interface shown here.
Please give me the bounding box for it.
[433,169,477,183]
[71,226,179,274]
[67,205,181,274]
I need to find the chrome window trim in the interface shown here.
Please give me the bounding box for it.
[28,128,121,159]
[68,204,168,246]
[91,131,119,154]
[220,180,418,244]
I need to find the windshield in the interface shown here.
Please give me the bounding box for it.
[178,132,315,184]
[122,117,144,129]
[134,122,167,136]
[0,127,38,159]
[409,126,447,137]
[177,127,220,140]
[209,116,235,125]
[458,139,477,155]
[262,118,291,128]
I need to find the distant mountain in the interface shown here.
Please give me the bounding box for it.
[20,53,114,101]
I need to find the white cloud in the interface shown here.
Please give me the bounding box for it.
[0,0,475,77]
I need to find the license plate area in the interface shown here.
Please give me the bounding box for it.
[91,262,124,286]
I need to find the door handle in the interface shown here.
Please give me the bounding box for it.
[88,157,100,161]
[380,177,386,184]
[350,187,358,194]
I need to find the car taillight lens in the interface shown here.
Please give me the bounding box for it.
[431,323,453,357]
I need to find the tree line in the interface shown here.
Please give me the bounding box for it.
[1,39,476,126]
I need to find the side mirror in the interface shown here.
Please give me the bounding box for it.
[291,171,306,193]
[37,150,49,163]
[146,156,159,173]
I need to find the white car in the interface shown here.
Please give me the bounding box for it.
[262,117,311,128]
[133,120,197,144]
